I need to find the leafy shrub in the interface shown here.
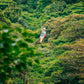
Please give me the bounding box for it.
[3,3,21,22]
[18,17,29,28]
[61,20,84,41]
[21,12,41,30]
[43,1,67,14]
[60,39,84,84]
[0,11,11,25]
[0,25,37,83]
[64,0,83,4]
[36,0,52,12]
[62,2,84,16]
[18,5,29,11]
[44,14,84,43]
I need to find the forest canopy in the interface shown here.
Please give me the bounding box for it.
[0,0,84,84]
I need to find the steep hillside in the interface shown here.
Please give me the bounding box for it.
[20,1,84,30]
[0,0,84,84]
[30,13,84,84]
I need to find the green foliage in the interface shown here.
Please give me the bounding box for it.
[13,0,21,4]
[43,1,66,14]
[31,14,84,84]
[0,0,15,10]
[36,0,52,12]
[21,12,41,30]
[0,0,21,23]
[0,25,37,83]
[64,0,83,4]
[17,5,29,11]
[44,14,84,43]
[62,2,84,16]
[0,11,11,25]
[0,0,84,84]
[4,6,21,22]
[59,39,84,84]
[18,17,29,29]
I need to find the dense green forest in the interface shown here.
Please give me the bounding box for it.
[0,0,84,84]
